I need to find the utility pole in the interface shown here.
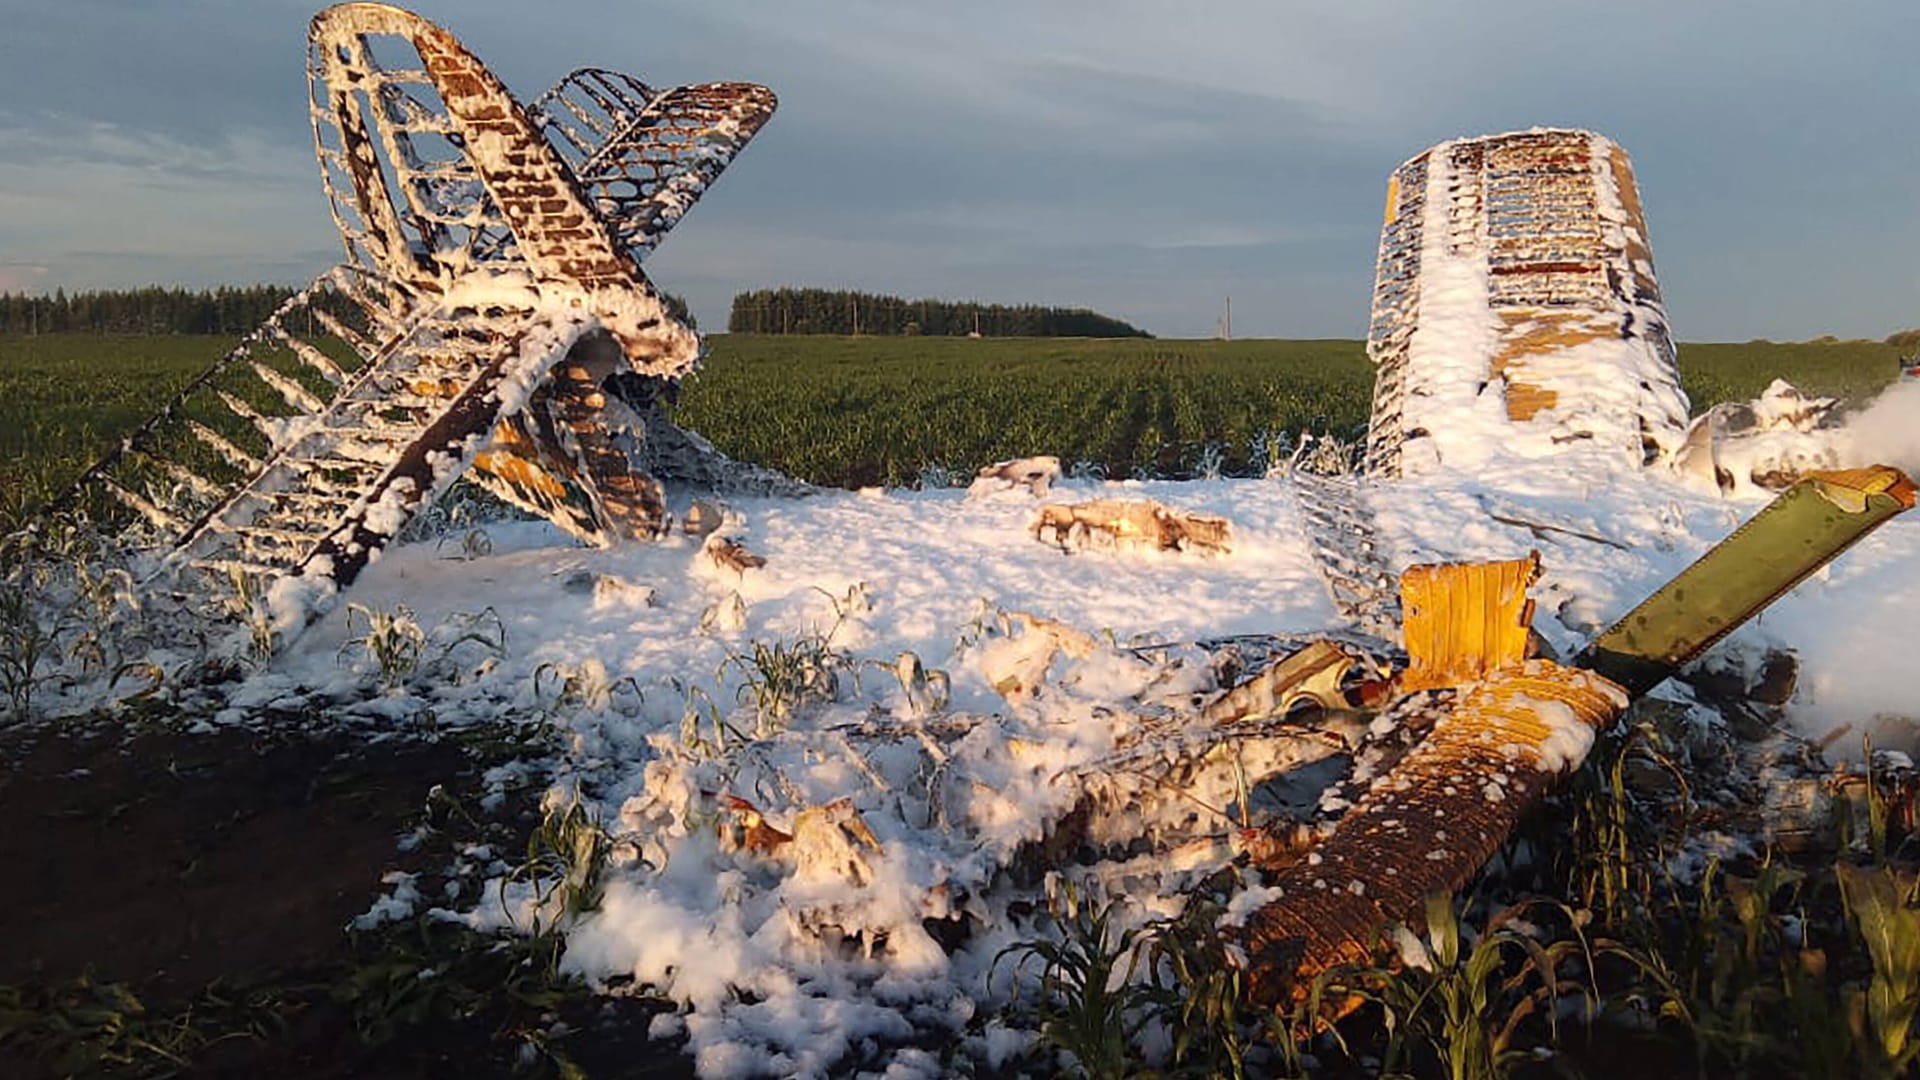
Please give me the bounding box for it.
[1225,296,1232,342]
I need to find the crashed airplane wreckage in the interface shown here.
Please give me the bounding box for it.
[1363,128,1690,478]
[1234,466,1914,1003]
[1358,127,1864,493]
[43,2,796,657]
[642,466,1912,1016]
[19,9,1920,1048]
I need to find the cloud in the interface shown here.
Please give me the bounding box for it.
[1,0,1916,337]
[0,110,334,289]
[0,264,51,293]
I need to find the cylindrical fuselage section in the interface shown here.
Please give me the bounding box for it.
[1362,130,1689,477]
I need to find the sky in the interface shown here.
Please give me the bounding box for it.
[0,0,1915,340]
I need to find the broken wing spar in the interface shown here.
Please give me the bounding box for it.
[1581,466,1919,696]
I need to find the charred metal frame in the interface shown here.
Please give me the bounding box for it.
[49,3,776,653]
[1363,130,1689,477]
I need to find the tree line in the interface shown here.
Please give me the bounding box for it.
[727,287,1150,338]
[0,286,299,335]
[0,285,697,336]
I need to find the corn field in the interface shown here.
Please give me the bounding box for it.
[0,332,1906,507]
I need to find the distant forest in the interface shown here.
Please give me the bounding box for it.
[0,286,298,335]
[0,286,697,335]
[727,287,1150,338]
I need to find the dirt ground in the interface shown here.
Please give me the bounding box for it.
[0,720,689,1078]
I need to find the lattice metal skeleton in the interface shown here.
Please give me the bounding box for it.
[1362,129,1690,478]
[51,2,781,655]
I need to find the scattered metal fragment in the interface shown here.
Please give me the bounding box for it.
[720,795,793,856]
[704,534,766,577]
[699,591,748,633]
[974,610,1100,705]
[967,455,1061,499]
[560,569,655,607]
[1472,495,1632,551]
[1199,639,1360,725]
[1672,379,1849,494]
[788,799,885,888]
[1030,498,1231,555]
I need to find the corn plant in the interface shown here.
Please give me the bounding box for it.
[0,973,285,1075]
[674,678,748,758]
[1781,945,1860,1080]
[505,790,610,932]
[1288,430,1363,477]
[1837,862,1920,1075]
[420,607,508,684]
[722,632,851,736]
[993,881,1155,1079]
[393,476,523,544]
[340,602,426,688]
[698,591,747,634]
[1248,429,1294,478]
[1135,878,1312,1080]
[219,564,276,661]
[1068,459,1107,484]
[1193,441,1228,481]
[0,517,138,719]
[433,526,494,562]
[1364,893,1596,1080]
[914,461,959,490]
[1560,721,1677,929]
[881,650,950,719]
[1849,736,1913,865]
[0,578,55,721]
[533,658,643,719]
[1595,857,1804,1072]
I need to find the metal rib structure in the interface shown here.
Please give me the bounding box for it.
[532,70,780,261]
[1363,130,1690,477]
[48,2,776,656]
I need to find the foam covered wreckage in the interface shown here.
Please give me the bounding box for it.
[967,455,1062,499]
[22,12,1920,1045]
[1030,498,1233,555]
[643,468,1913,1020]
[41,2,793,662]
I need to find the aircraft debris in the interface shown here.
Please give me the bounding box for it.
[1031,498,1232,555]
